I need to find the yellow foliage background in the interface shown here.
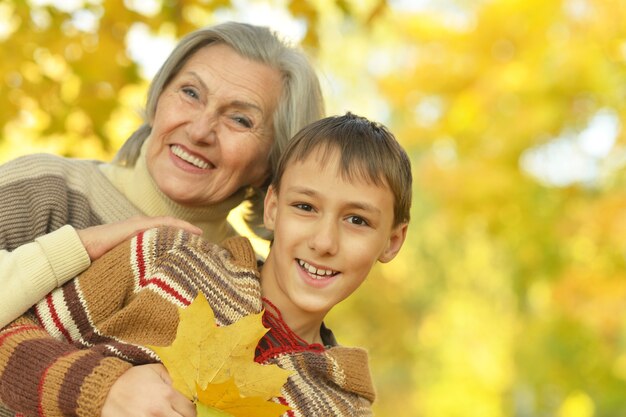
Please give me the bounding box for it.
[2,1,626,416]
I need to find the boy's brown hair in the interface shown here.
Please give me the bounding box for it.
[271,112,412,226]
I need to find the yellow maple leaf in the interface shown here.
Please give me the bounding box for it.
[196,379,290,417]
[148,293,292,415]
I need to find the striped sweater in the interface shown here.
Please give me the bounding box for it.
[0,154,141,328]
[0,150,242,328]
[0,227,375,417]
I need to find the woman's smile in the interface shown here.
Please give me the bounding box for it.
[145,43,282,206]
[169,144,213,171]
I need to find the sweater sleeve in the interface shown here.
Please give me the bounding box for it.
[0,232,143,417]
[0,226,232,417]
[0,316,133,417]
[0,225,91,328]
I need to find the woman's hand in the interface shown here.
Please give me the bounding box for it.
[102,363,196,417]
[78,216,202,261]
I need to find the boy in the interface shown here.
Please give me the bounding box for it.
[0,113,412,417]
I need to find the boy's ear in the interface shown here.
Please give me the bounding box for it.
[378,223,408,263]
[263,185,278,231]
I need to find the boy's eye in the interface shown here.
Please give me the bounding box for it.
[294,203,314,212]
[347,216,369,226]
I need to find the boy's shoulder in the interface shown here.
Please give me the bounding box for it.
[220,236,258,270]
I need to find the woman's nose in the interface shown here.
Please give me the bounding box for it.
[187,110,218,144]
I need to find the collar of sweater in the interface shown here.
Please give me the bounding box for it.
[99,143,246,243]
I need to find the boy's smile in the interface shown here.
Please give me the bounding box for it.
[260,148,407,343]
[297,259,339,279]
[296,258,340,289]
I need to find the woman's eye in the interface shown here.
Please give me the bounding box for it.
[182,87,199,99]
[232,115,253,128]
[347,216,369,226]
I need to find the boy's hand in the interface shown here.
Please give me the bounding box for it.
[78,216,202,261]
[102,363,196,417]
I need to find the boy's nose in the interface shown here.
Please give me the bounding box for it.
[308,218,339,256]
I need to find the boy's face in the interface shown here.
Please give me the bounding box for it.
[261,148,408,323]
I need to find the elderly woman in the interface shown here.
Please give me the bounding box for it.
[0,22,324,327]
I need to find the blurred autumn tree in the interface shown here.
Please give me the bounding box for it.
[2,0,626,416]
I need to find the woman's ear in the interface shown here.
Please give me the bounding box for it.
[263,185,278,232]
[378,223,409,263]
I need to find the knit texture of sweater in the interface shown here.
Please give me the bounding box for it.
[0,150,244,327]
[0,227,375,417]
[0,153,139,252]
[0,154,142,327]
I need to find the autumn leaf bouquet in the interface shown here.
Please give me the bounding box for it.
[149,294,292,417]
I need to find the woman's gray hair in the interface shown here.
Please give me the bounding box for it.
[113,21,325,238]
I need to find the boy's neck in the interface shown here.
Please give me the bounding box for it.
[289,318,324,345]
[260,295,325,345]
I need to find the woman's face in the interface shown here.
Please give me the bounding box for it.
[146,43,283,206]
